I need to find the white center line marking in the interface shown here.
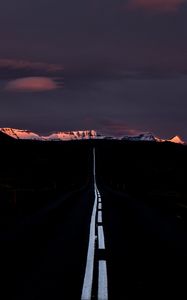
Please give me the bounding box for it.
[98,210,102,223]
[98,260,108,300]
[81,149,97,300]
[81,148,108,300]
[98,225,105,250]
[98,203,102,210]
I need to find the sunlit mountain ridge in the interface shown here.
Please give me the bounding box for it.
[0,128,97,141]
[167,135,185,144]
[0,128,185,144]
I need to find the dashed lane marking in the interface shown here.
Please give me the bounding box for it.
[98,203,102,210]
[98,211,102,223]
[98,225,105,250]
[98,260,108,300]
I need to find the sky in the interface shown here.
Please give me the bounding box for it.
[0,0,187,139]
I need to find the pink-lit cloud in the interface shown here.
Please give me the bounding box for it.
[81,116,141,137]
[127,0,185,12]
[5,77,60,92]
[98,119,141,137]
[0,59,63,72]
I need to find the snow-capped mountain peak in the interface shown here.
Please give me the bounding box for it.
[168,135,184,144]
[0,128,97,141]
[0,128,42,140]
[121,132,185,144]
[122,132,157,142]
[0,128,185,144]
[46,130,97,141]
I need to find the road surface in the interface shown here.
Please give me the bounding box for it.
[0,148,187,299]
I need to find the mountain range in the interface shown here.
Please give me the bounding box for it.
[0,128,185,144]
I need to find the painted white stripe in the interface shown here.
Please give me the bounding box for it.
[98,260,108,300]
[81,149,97,300]
[98,225,105,250]
[98,211,102,223]
[98,197,101,203]
[93,148,96,179]
[98,203,102,210]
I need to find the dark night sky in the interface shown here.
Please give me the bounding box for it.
[0,0,187,139]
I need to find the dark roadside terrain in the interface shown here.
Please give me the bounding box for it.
[0,136,187,299]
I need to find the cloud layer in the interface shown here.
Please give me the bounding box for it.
[95,119,141,137]
[127,0,185,12]
[0,59,63,73]
[5,77,59,92]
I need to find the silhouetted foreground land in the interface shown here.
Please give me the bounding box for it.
[96,140,187,217]
[0,138,187,219]
[0,139,92,219]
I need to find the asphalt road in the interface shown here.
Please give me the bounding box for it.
[100,185,187,299]
[14,185,95,300]
[1,148,187,299]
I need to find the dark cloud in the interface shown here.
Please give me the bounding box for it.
[0,58,64,80]
[0,59,63,72]
[93,119,141,137]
